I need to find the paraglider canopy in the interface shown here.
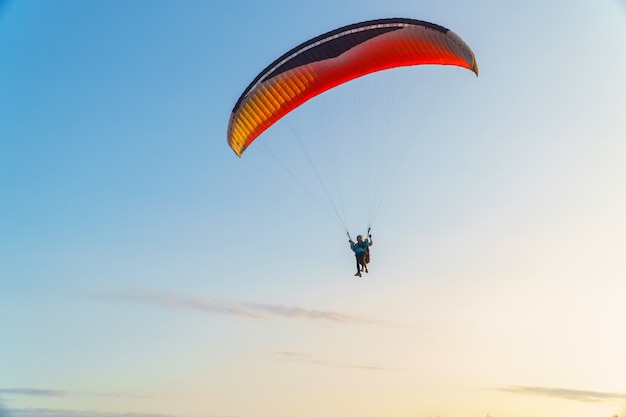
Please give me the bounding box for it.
[227,18,478,157]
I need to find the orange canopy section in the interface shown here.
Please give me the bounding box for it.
[227,18,478,157]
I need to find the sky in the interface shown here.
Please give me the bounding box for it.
[1,1,626,417]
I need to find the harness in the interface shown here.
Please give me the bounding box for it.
[356,241,370,264]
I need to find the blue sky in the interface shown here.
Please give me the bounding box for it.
[2,1,626,417]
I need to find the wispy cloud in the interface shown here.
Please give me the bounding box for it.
[0,389,148,400]
[87,288,387,325]
[84,393,149,399]
[7,408,193,417]
[7,408,236,417]
[0,390,65,398]
[87,289,261,319]
[276,351,413,372]
[241,301,383,325]
[501,386,626,403]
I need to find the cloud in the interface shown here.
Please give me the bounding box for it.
[501,386,626,403]
[87,288,386,325]
[241,301,383,325]
[87,289,262,319]
[7,409,186,417]
[0,389,148,400]
[0,390,65,398]
[6,409,235,417]
[276,351,413,372]
[0,400,9,417]
[84,393,149,399]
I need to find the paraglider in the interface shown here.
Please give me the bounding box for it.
[227,18,478,276]
[349,232,373,277]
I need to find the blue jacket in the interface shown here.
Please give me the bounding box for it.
[351,240,370,254]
